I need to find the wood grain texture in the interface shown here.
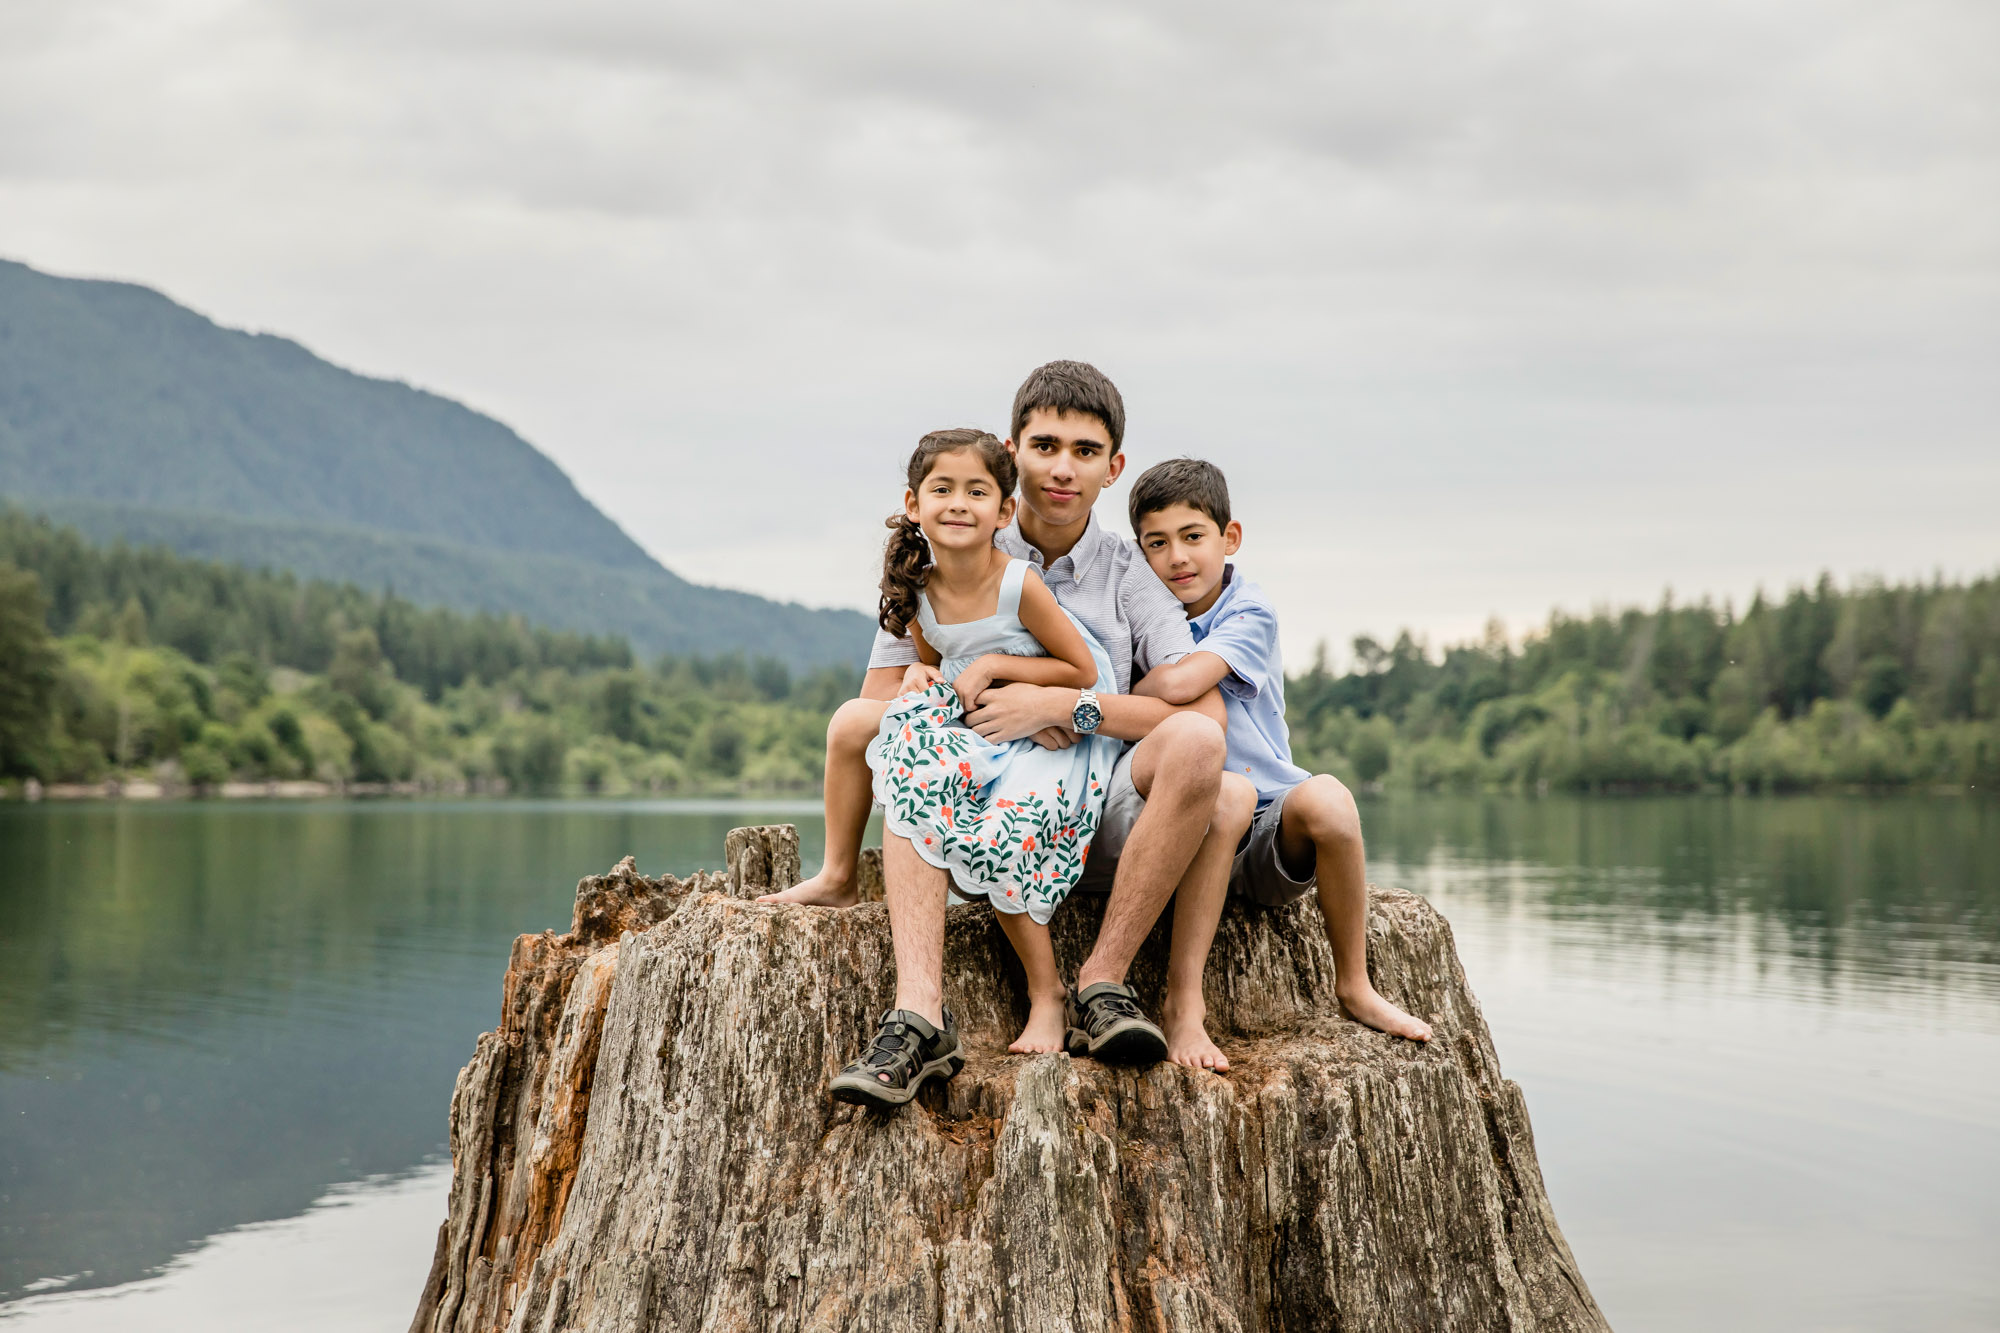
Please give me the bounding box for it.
[412,827,1608,1333]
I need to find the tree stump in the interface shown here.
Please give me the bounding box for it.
[411,827,1607,1333]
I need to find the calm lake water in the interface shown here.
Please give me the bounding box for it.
[2,796,1996,1331]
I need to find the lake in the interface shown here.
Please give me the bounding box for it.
[2,796,1996,1331]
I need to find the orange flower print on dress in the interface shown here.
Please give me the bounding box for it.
[863,662,1112,926]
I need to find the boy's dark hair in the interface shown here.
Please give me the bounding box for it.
[1010,360,1126,454]
[1128,457,1231,534]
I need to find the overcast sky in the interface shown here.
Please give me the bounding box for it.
[4,0,1994,666]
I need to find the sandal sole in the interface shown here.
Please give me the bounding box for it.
[828,1051,964,1109]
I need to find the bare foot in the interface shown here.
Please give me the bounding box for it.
[1337,982,1433,1042]
[1009,994,1068,1054]
[1161,993,1230,1072]
[756,869,859,908]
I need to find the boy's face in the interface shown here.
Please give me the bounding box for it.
[1136,502,1241,618]
[1011,408,1124,530]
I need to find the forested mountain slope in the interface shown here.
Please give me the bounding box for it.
[0,258,871,667]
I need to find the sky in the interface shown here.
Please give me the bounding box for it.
[2,0,1994,667]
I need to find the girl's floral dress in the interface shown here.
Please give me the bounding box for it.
[868,558,1120,924]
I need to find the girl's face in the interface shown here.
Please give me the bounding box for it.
[905,449,1016,554]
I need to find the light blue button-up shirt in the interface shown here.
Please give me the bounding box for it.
[1190,566,1310,808]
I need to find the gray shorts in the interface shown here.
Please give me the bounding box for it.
[1227,783,1315,907]
[1073,756,1313,907]
[1073,745,1143,894]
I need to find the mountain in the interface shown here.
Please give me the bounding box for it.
[0,257,872,669]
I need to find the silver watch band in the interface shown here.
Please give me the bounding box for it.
[1073,688,1101,734]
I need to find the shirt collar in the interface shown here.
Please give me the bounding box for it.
[997,511,1111,580]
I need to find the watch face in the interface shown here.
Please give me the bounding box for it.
[1073,699,1103,733]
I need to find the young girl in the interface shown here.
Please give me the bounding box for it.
[862,428,1120,1053]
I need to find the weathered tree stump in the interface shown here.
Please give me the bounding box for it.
[411,826,1607,1333]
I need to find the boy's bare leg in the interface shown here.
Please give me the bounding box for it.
[759,698,888,906]
[1074,712,1226,991]
[1280,776,1432,1041]
[882,833,949,1026]
[1162,773,1257,1071]
[992,911,1067,1053]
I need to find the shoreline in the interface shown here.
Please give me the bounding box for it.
[1,777,823,803]
[0,778,1983,803]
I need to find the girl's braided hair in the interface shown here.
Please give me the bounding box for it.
[878,429,1017,638]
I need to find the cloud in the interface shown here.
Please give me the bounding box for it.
[2,0,1994,664]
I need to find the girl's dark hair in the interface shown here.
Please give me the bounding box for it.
[879,429,1017,637]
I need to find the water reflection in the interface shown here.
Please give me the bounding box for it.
[1360,794,2000,1331]
[0,801,837,1304]
[1364,794,2000,1014]
[2,795,1997,1331]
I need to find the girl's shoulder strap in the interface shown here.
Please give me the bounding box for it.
[998,557,1032,619]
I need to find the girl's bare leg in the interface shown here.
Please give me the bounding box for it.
[993,910,1068,1053]
[759,698,888,906]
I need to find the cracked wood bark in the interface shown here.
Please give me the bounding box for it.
[411,825,1608,1333]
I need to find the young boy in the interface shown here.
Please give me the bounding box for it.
[1126,458,1432,1047]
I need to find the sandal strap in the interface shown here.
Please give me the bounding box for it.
[1076,984,1145,1037]
[862,1022,919,1073]
[849,1009,944,1089]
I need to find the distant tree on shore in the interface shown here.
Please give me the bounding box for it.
[0,565,59,776]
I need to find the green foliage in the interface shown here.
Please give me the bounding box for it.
[17,627,837,795]
[0,565,60,775]
[1289,574,2000,793]
[0,527,847,793]
[1,511,634,696]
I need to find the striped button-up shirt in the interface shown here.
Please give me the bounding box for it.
[867,514,1193,695]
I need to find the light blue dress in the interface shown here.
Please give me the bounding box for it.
[867,558,1121,923]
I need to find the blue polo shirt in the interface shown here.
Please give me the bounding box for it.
[1190,566,1310,809]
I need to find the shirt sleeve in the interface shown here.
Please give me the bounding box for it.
[1123,562,1196,681]
[867,628,919,670]
[1195,600,1282,702]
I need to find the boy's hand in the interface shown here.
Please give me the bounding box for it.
[953,655,1003,717]
[1029,726,1078,751]
[900,663,945,695]
[965,682,1072,744]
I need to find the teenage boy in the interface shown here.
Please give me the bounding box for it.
[1125,458,1433,1052]
[762,361,1252,1107]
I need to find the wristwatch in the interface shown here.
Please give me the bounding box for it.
[1071,688,1103,736]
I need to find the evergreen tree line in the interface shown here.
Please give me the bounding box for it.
[1288,574,2000,792]
[1,509,633,694]
[2,508,1995,796]
[0,513,845,793]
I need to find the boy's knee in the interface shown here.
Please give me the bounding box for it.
[1155,711,1226,777]
[1214,772,1257,838]
[1299,774,1362,847]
